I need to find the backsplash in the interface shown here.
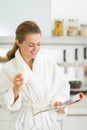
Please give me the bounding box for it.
[41,45,87,85]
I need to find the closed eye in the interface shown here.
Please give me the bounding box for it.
[28,43,34,47]
[28,42,41,47]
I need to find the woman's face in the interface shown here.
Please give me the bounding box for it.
[17,33,41,62]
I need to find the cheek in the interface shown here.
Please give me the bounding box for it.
[22,46,31,52]
[20,46,30,56]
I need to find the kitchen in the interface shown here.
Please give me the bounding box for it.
[0,0,87,130]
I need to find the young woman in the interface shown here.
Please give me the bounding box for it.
[0,21,70,130]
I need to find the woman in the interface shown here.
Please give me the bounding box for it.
[0,21,70,130]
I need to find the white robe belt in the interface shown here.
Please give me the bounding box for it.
[22,102,51,114]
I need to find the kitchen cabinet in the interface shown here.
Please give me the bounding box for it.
[0,121,10,130]
[62,116,87,130]
[0,107,62,130]
[0,109,87,130]
[0,108,11,130]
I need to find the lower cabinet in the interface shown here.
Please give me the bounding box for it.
[0,107,87,130]
[0,108,11,130]
[62,115,87,130]
[0,121,10,130]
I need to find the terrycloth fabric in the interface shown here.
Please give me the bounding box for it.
[0,49,70,130]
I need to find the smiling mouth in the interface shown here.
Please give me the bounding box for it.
[31,52,37,55]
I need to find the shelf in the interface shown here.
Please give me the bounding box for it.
[0,36,87,45]
[0,36,15,44]
[42,36,87,45]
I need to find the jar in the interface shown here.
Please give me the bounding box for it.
[79,24,87,36]
[53,19,64,36]
[67,19,78,36]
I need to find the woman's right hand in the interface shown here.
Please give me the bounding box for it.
[13,73,24,101]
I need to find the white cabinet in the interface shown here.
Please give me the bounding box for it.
[62,116,87,130]
[0,108,11,130]
[0,121,10,130]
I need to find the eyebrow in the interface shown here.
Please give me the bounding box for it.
[28,41,41,44]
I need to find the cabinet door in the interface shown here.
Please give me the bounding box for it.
[62,116,87,130]
[0,108,11,130]
[0,108,11,120]
[0,121,10,130]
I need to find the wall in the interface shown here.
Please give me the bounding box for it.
[0,0,87,36]
[0,0,51,36]
[52,0,87,23]
[41,44,86,84]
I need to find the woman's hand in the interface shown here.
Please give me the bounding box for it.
[54,101,65,113]
[13,73,24,101]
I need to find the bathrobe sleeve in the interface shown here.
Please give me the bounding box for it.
[0,67,22,112]
[50,62,70,108]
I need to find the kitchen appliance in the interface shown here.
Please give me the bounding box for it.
[69,80,82,89]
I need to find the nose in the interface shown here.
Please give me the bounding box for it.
[33,45,39,51]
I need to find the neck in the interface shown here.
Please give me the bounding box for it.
[27,59,34,70]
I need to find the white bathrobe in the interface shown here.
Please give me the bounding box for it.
[0,49,70,130]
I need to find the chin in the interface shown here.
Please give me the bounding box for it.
[32,55,37,59]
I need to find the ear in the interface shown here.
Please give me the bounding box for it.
[15,39,21,47]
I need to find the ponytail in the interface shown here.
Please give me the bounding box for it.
[7,43,18,60]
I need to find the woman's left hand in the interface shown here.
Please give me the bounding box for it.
[54,101,65,113]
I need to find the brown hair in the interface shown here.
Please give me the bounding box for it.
[7,21,41,60]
